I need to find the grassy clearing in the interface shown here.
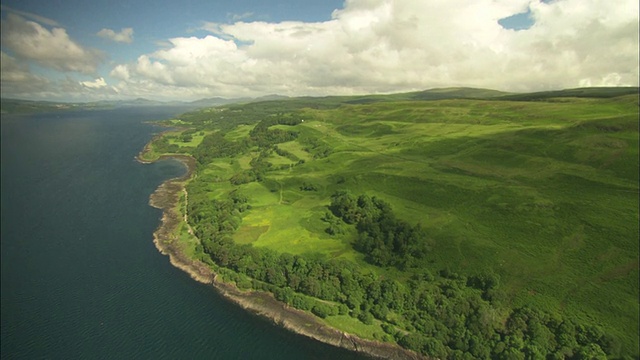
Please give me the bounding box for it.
[323,315,388,341]
[278,141,312,162]
[224,124,255,140]
[233,182,353,258]
[167,130,212,148]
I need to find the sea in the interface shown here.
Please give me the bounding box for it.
[1,107,366,359]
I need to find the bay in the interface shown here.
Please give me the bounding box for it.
[1,108,365,359]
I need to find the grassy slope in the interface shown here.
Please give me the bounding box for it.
[215,95,639,354]
[163,89,638,356]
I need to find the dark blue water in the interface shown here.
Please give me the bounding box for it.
[1,108,365,359]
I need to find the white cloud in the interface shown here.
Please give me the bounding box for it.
[0,14,103,74]
[97,27,134,44]
[80,77,107,89]
[110,64,130,80]
[0,52,118,101]
[107,0,638,100]
[57,76,119,100]
[0,51,51,97]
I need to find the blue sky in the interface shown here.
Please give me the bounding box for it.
[1,0,638,101]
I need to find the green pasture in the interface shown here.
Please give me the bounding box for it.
[236,152,256,170]
[232,180,354,258]
[266,152,296,167]
[277,141,312,162]
[224,124,255,140]
[167,130,212,148]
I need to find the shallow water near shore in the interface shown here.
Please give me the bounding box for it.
[1,108,366,359]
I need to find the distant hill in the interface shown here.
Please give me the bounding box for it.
[253,94,290,102]
[339,87,639,105]
[189,94,290,107]
[0,98,188,114]
[189,97,250,107]
[0,98,108,114]
[299,87,510,106]
[497,86,639,101]
[3,87,638,114]
[409,87,512,100]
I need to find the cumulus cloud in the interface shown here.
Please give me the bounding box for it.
[0,51,50,97]
[111,0,638,99]
[1,13,103,74]
[45,75,119,101]
[97,27,134,44]
[80,77,107,89]
[110,64,131,80]
[0,51,118,101]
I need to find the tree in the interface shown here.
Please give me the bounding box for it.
[290,294,313,311]
[575,343,607,360]
[329,191,359,223]
[424,338,448,359]
[322,211,345,235]
[312,304,334,318]
[358,311,374,325]
[398,333,429,353]
[300,182,318,191]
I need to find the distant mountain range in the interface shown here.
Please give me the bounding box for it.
[0,94,292,114]
[188,94,289,107]
[1,87,637,114]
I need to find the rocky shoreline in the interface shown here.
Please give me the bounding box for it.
[137,152,427,360]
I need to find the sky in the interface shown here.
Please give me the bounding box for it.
[1,0,638,102]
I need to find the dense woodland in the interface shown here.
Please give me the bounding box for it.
[329,191,429,268]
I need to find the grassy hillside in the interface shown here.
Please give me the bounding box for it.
[497,87,639,101]
[148,88,639,358]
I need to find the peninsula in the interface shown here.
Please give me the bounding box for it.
[139,87,639,359]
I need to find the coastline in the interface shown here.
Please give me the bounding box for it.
[136,151,427,360]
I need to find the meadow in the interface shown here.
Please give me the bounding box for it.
[150,88,639,358]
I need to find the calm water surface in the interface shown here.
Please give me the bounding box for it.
[1,108,366,359]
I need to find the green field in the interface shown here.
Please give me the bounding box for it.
[150,88,639,358]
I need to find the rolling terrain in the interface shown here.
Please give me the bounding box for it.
[141,87,639,359]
